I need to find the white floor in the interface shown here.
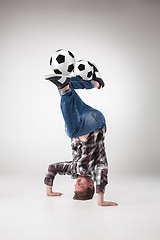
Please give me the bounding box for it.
[0,174,160,240]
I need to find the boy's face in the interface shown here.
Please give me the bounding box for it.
[74,176,93,193]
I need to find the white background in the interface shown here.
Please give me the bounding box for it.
[0,1,160,239]
[1,0,160,178]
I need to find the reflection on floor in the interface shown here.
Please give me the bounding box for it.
[0,174,160,240]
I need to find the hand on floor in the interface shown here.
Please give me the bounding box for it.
[47,192,63,196]
[98,201,118,206]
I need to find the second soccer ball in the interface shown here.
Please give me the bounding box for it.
[74,60,94,80]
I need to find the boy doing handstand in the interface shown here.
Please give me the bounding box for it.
[44,63,118,206]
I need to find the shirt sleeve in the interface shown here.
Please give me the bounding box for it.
[44,161,72,186]
[94,164,108,194]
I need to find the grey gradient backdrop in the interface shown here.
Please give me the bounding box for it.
[0,0,160,179]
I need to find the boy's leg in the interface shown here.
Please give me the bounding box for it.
[60,86,89,138]
[60,84,105,138]
[60,80,99,92]
[59,77,97,139]
[45,74,105,138]
[69,76,95,90]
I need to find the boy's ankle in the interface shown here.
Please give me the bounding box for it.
[61,84,70,93]
[94,81,100,89]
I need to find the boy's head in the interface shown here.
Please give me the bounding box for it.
[73,176,95,200]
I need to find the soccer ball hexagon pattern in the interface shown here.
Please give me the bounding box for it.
[50,49,75,75]
[74,60,93,80]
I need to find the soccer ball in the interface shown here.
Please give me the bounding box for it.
[74,60,94,80]
[50,49,75,75]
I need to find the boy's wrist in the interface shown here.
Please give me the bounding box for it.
[97,192,104,205]
[46,185,63,197]
[46,185,52,196]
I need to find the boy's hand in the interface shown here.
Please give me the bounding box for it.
[98,201,118,206]
[46,185,63,196]
[97,192,118,206]
[47,192,63,196]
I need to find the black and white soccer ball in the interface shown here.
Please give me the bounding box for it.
[50,49,75,75]
[74,60,94,80]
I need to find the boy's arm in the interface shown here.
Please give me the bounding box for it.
[95,164,118,206]
[46,185,63,196]
[44,161,72,196]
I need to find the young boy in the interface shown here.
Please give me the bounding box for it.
[44,64,118,207]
